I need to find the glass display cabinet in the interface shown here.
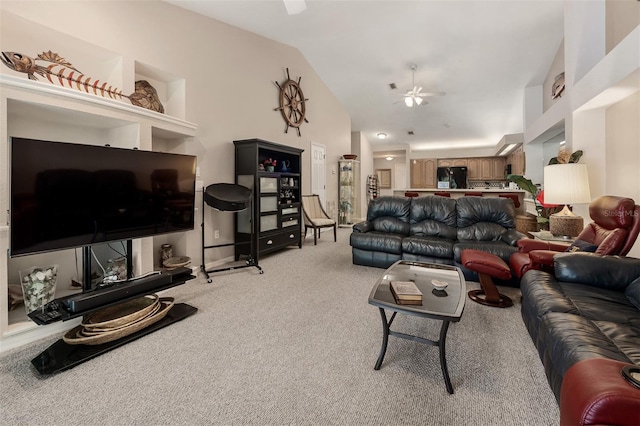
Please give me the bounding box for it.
[338,159,360,227]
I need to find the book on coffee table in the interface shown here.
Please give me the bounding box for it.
[390,281,423,305]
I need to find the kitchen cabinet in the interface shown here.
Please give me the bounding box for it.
[447,157,506,181]
[480,158,493,179]
[438,158,468,167]
[467,158,480,180]
[492,157,506,179]
[507,146,526,175]
[410,159,436,188]
[234,139,303,261]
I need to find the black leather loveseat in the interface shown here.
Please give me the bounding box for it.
[350,196,523,278]
[520,253,640,423]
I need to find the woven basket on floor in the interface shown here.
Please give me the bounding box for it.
[63,297,174,345]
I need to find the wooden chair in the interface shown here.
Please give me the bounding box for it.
[404,192,420,198]
[464,192,483,197]
[434,192,451,197]
[301,194,337,245]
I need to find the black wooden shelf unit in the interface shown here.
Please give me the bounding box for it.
[234,139,303,262]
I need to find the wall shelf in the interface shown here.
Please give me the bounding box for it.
[0,62,197,353]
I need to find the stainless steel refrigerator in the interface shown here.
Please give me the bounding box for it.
[436,167,468,189]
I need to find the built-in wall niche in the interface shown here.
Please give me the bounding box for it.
[152,232,189,270]
[1,12,125,94]
[7,99,139,148]
[542,132,566,167]
[135,61,186,120]
[6,248,82,329]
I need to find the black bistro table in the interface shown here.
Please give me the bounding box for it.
[368,260,466,394]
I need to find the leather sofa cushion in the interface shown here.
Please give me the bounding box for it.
[367,196,410,221]
[626,276,640,310]
[350,231,404,254]
[452,241,518,263]
[595,228,628,255]
[554,253,640,291]
[538,312,635,399]
[402,236,454,259]
[364,196,411,235]
[560,282,640,325]
[540,313,638,370]
[456,197,516,229]
[352,247,401,269]
[371,217,410,235]
[457,222,509,242]
[409,196,457,240]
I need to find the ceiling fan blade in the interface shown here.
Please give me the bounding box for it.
[416,91,446,97]
[283,0,306,15]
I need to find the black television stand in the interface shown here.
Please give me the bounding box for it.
[28,242,198,375]
[31,302,197,375]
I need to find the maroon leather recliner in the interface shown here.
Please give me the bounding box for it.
[510,196,640,278]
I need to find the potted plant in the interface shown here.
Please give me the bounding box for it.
[507,149,582,230]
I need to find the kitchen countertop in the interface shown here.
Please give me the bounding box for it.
[400,188,525,193]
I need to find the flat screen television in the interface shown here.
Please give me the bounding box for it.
[10,137,197,257]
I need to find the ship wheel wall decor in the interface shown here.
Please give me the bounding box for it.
[274,68,309,136]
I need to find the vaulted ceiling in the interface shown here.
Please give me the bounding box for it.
[166,0,565,154]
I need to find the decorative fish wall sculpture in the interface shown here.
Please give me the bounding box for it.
[1,50,164,113]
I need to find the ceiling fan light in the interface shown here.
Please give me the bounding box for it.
[415,97,423,106]
[404,96,413,107]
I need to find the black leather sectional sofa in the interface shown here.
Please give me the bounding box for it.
[350,196,523,280]
[520,253,640,402]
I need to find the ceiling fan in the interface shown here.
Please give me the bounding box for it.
[283,0,306,15]
[396,64,445,107]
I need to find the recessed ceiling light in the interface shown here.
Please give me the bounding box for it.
[377,133,387,139]
[385,156,393,161]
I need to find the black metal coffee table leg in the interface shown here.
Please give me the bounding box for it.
[374,308,455,394]
[439,320,453,394]
[374,308,396,370]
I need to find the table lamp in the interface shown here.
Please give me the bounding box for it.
[543,163,591,238]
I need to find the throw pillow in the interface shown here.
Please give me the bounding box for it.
[625,276,640,310]
[565,239,599,253]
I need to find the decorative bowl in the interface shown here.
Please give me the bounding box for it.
[343,154,358,160]
[431,279,449,291]
[163,256,191,270]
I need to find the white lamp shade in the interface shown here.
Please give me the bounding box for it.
[415,97,423,105]
[543,163,591,205]
[404,96,413,107]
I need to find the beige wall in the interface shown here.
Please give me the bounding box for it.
[606,0,640,53]
[606,92,640,257]
[351,131,373,221]
[0,1,351,265]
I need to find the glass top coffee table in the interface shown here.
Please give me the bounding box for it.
[368,260,466,394]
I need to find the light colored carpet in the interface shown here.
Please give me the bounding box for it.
[0,228,559,425]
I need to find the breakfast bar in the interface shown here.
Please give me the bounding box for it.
[393,189,527,214]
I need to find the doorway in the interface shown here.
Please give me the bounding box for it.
[310,143,326,208]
